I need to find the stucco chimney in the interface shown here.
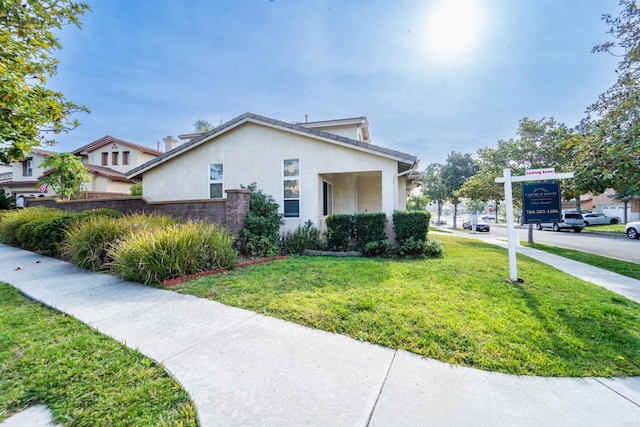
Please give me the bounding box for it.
[163,136,178,152]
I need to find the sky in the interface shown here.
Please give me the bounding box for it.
[47,0,622,167]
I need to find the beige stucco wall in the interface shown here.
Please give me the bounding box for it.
[12,152,48,183]
[142,123,405,232]
[88,175,132,193]
[86,143,158,174]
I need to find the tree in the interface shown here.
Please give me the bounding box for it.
[406,192,430,211]
[38,152,89,200]
[421,163,447,224]
[466,199,486,214]
[0,0,91,163]
[441,151,479,228]
[575,0,640,218]
[193,119,213,133]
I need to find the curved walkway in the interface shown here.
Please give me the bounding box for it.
[1,244,638,426]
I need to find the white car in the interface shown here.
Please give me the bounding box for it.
[625,221,640,239]
[582,213,621,226]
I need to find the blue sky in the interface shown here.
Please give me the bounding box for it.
[49,0,621,166]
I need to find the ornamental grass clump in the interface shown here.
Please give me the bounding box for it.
[64,213,177,271]
[111,221,236,284]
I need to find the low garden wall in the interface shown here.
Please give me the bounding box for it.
[26,189,250,233]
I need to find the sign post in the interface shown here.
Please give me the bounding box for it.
[496,168,574,282]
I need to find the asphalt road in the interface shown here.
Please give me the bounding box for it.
[444,221,639,264]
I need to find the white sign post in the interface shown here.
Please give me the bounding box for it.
[496,168,574,282]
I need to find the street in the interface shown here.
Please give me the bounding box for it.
[440,220,640,264]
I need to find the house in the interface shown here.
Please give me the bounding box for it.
[0,148,55,207]
[127,112,420,236]
[561,190,640,222]
[70,135,162,197]
[2,136,162,204]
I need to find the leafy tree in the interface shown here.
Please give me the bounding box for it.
[0,0,91,163]
[193,119,213,133]
[575,0,640,218]
[466,199,486,214]
[406,192,430,211]
[421,163,447,224]
[440,151,479,228]
[38,152,89,200]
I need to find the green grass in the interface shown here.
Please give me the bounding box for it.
[174,235,640,377]
[0,283,198,426]
[582,224,625,234]
[525,242,640,280]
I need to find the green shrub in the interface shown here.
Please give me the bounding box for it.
[394,236,426,257]
[64,213,176,271]
[324,214,352,251]
[240,183,284,257]
[0,193,16,210]
[111,221,236,284]
[393,210,430,244]
[363,240,394,258]
[130,183,143,196]
[353,213,387,250]
[0,207,64,246]
[280,220,321,255]
[423,237,445,257]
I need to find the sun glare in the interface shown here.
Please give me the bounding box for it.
[424,0,483,62]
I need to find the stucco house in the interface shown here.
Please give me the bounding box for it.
[127,113,420,235]
[2,136,162,204]
[70,135,162,197]
[0,148,55,207]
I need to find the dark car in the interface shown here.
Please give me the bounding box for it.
[462,220,490,232]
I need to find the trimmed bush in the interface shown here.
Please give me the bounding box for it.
[353,213,387,250]
[111,221,236,284]
[324,214,352,251]
[0,207,64,246]
[280,220,321,255]
[393,210,430,244]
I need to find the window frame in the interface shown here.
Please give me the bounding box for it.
[101,152,108,166]
[209,162,224,199]
[283,158,300,218]
[112,152,119,165]
[322,180,333,216]
[23,159,33,176]
[122,151,130,166]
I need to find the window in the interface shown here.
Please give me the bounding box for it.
[112,152,119,165]
[323,181,333,216]
[209,163,224,198]
[101,152,108,165]
[22,159,33,176]
[283,159,300,218]
[122,151,130,165]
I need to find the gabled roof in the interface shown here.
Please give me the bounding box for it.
[72,135,162,157]
[128,112,418,179]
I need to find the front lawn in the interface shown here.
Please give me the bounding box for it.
[174,235,640,377]
[0,283,198,426]
[583,224,625,234]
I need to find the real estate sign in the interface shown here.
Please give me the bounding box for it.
[522,181,561,224]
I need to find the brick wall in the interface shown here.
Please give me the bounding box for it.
[26,189,251,233]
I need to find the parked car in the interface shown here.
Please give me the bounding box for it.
[536,211,585,233]
[625,221,640,239]
[462,219,490,232]
[481,215,496,221]
[431,218,447,225]
[582,213,621,226]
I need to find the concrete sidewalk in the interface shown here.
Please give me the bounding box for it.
[1,243,639,426]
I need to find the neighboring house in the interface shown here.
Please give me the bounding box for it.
[1,136,162,204]
[71,135,162,197]
[0,148,55,207]
[562,190,640,222]
[128,112,420,235]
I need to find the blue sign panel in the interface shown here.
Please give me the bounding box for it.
[522,181,561,224]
